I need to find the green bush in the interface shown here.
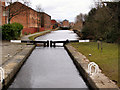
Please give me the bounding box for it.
[11,22,23,39]
[81,3,120,43]
[2,22,23,40]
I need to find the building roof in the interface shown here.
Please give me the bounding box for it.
[63,19,68,21]
[6,2,36,12]
[6,2,51,17]
[40,12,51,17]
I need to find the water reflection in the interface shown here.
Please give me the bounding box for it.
[9,30,88,88]
[36,30,79,41]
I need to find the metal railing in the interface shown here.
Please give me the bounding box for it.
[11,39,90,47]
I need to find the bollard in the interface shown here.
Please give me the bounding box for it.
[66,39,69,44]
[66,39,69,43]
[53,42,56,47]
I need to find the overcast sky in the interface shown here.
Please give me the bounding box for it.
[8,0,117,22]
[30,0,95,22]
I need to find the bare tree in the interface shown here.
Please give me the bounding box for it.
[36,5,42,32]
[73,13,86,30]
[75,13,85,23]
[5,0,30,24]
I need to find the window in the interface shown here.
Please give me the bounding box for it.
[3,11,8,16]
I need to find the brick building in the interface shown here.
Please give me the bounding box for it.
[1,2,51,34]
[0,1,5,26]
[41,12,51,30]
[51,19,59,29]
[62,19,69,27]
[57,23,61,27]
[51,19,57,25]
[0,1,2,26]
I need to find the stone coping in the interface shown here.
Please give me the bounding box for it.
[65,44,119,90]
[1,45,35,89]
[0,29,54,89]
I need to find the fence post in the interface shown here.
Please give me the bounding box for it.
[50,40,52,47]
[47,40,49,47]
[53,42,56,47]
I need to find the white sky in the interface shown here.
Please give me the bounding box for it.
[6,0,117,22]
[30,0,95,22]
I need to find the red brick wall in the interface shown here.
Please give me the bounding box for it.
[41,12,51,30]
[2,2,52,35]
[22,27,45,35]
[11,10,29,28]
[29,9,38,28]
[2,2,39,29]
[39,27,45,31]
[51,20,57,25]
[22,28,37,35]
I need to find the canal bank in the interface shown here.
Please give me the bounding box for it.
[65,44,119,89]
[2,30,119,89]
[1,30,53,89]
[2,44,35,89]
[8,30,89,89]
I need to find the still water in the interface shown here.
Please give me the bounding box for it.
[9,30,88,88]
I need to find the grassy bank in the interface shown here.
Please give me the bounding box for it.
[29,30,51,40]
[70,42,119,86]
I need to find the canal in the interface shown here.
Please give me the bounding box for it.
[9,30,89,89]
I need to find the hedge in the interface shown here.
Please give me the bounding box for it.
[2,22,23,40]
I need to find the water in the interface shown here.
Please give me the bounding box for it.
[9,30,88,89]
[36,30,80,41]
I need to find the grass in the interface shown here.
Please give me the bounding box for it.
[0,26,2,29]
[29,30,51,40]
[70,42,119,86]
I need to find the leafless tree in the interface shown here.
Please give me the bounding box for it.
[75,13,85,23]
[36,5,42,32]
[4,0,30,24]
[73,13,86,30]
